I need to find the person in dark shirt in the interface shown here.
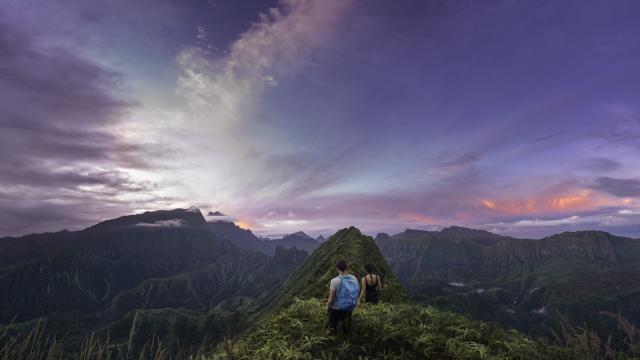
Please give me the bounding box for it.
[359,264,382,304]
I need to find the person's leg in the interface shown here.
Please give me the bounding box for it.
[342,311,352,334]
[328,309,339,333]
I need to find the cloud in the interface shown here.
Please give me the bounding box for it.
[592,177,640,197]
[579,158,621,172]
[157,0,356,205]
[176,0,355,119]
[479,208,640,239]
[0,16,167,236]
[136,219,185,227]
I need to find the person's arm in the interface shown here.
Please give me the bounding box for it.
[359,277,366,303]
[377,275,382,292]
[327,288,336,311]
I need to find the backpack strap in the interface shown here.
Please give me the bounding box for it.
[331,275,342,307]
[336,276,343,294]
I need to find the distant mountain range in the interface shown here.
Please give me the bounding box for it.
[376,226,640,342]
[2,208,639,357]
[206,221,320,255]
[0,208,308,352]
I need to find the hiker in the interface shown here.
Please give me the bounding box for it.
[359,264,382,304]
[326,260,360,334]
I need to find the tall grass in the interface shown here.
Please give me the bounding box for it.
[0,318,209,360]
[4,304,640,359]
[554,311,640,359]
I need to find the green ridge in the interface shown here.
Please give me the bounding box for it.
[264,226,409,314]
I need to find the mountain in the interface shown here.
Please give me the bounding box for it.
[206,220,269,254]
[206,223,320,255]
[216,227,570,359]
[207,211,225,216]
[264,226,408,315]
[0,208,225,323]
[316,235,326,242]
[0,208,213,268]
[267,231,319,253]
[376,227,640,342]
[0,208,307,353]
[3,219,628,358]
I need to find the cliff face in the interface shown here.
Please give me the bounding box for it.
[376,227,640,342]
[0,209,225,323]
[0,208,308,352]
[376,228,640,283]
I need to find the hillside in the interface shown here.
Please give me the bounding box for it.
[263,226,408,315]
[4,221,637,358]
[0,208,307,353]
[376,227,640,343]
[215,227,572,359]
[215,299,572,360]
[207,221,319,255]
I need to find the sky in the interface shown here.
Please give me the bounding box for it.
[2,0,640,239]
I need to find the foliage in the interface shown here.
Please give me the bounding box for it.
[264,227,409,316]
[0,318,204,360]
[215,298,574,360]
[554,311,640,359]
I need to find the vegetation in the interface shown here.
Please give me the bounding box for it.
[263,227,409,316]
[216,298,572,360]
[4,223,640,359]
[377,228,640,346]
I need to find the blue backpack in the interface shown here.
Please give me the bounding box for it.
[335,275,359,311]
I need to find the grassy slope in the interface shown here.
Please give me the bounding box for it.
[216,227,576,359]
[264,227,409,316]
[214,299,572,360]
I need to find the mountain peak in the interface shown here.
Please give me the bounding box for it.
[265,226,408,314]
[283,231,313,240]
[439,226,503,238]
[88,208,207,231]
[207,211,225,216]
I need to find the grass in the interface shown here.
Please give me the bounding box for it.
[214,298,574,360]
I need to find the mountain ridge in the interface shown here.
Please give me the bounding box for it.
[375,226,640,345]
[263,226,408,317]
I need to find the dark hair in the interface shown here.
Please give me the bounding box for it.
[365,264,375,274]
[336,260,347,272]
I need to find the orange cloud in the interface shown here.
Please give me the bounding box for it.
[481,200,497,209]
[398,212,437,224]
[547,192,592,209]
[234,220,252,230]
[479,190,605,215]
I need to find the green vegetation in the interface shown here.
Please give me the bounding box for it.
[377,228,640,346]
[216,298,572,360]
[4,224,640,359]
[264,227,408,316]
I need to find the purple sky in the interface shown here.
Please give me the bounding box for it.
[2,0,640,238]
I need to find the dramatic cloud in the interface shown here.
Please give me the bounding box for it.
[2,0,640,238]
[147,0,357,205]
[0,16,168,236]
